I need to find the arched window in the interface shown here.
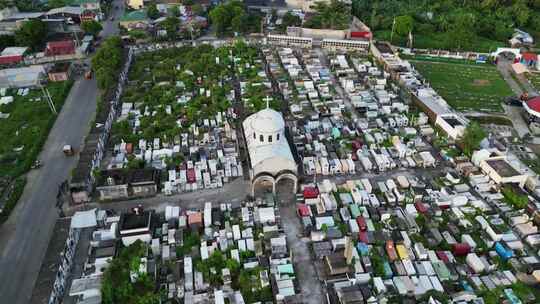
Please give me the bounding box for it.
[253,132,256,139]
[268,135,272,142]
[277,133,280,141]
[259,135,264,142]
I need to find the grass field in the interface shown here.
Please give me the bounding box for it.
[0,81,73,179]
[412,60,512,112]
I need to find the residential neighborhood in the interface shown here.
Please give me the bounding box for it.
[0,1,540,304]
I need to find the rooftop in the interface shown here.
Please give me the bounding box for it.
[486,159,520,178]
[120,10,147,22]
[119,211,152,231]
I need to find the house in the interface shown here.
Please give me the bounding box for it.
[68,0,101,12]
[510,29,534,46]
[119,10,149,30]
[48,62,71,82]
[45,40,75,57]
[127,0,144,9]
[0,47,27,65]
[520,52,538,69]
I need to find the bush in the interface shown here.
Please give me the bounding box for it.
[501,186,528,209]
[0,177,26,223]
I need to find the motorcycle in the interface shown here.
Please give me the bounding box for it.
[31,160,42,169]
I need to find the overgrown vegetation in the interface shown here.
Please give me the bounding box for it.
[0,177,26,223]
[14,19,47,51]
[112,41,261,146]
[303,0,351,30]
[81,20,103,37]
[353,0,540,51]
[460,122,486,157]
[501,185,528,209]
[91,36,124,91]
[0,81,74,179]
[467,115,513,126]
[209,0,262,36]
[101,240,160,304]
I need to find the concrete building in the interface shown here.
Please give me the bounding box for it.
[472,150,531,188]
[243,106,298,196]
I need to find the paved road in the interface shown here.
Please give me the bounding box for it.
[496,59,536,138]
[278,193,325,304]
[0,3,122,304]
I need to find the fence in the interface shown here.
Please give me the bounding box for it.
[47,227,80,304]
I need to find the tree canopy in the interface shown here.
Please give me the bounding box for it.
[161,16,181,40]
[303,0,351,30]
[460,122,486,157]
[147,2,160,20]
[101,241,159,304]
[14,19,47,51]
[81,20,103,37]
[209,1,261,37]
[352,0,540,51]
[278,11,302,32]
[92,36,123,91]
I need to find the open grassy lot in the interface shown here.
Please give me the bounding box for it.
[412,60,512,112]
[0,81,73,179]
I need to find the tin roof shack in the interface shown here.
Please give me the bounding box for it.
[48,62,71,82]
[0,65,46,88]
[119,209,153,246]
[45,40,75,56]
[0,46,28,65]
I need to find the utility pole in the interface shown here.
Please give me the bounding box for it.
[390,17,396,43]
[41,83,57,114]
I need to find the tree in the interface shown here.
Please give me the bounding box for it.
[170,5,180,17]
[147,2,160,19]
[460,122,486,156]
[394,15,413,37]
[191,4,204,16]
[303,0,350,30]
[101,241,159,304]
[81,20,103,37]
[279,11,302,32]
[47,0,67,9]
[162,16,180,40]
[14,19,47,51]
[231,13,245,34]
[209,1,250,37]
[209,5,228,36]
[92,36,123,91]
[0,35,15,50]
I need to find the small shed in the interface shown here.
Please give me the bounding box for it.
[48,62,71,82]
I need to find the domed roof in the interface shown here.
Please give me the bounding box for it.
[248,108,285,133]
[526,96,540,112]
